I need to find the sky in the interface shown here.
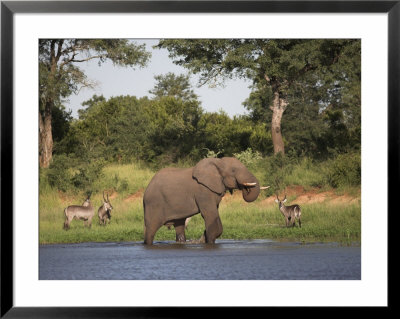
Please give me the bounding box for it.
[65,39,253,118]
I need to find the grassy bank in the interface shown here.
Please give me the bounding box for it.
[39,163,361,245]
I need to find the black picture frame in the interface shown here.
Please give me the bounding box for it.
[1,0,394,317]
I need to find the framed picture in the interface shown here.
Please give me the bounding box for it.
[1,0,394,316]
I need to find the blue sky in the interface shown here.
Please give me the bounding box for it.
[65,39,253,118]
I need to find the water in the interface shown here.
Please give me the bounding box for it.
[39,239,360,280]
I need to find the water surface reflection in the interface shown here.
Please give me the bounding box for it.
[39,239,360,280]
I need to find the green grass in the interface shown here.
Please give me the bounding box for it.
[39,163,361,245]
[284,159,327,189]
[214,195,361,244]
[92,162,155,196]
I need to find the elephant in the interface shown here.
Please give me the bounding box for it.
[143,157,260,245]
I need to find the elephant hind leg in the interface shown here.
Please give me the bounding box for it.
[174,219,187,243]
[144,222,162,245]
[144,227,154,245]
[144,225,154,245]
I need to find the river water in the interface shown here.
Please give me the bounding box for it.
[39,239,361,280]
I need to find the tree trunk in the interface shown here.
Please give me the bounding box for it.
[270,92,288,155]
[39,102,53,168]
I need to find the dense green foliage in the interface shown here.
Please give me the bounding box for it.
[41,38,361,213]
[49,89,360,193]
[157,39,361,157]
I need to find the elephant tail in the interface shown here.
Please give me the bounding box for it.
[143,200,146,242]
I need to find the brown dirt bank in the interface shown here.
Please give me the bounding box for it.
[123,189,144,202]
[94,185,360,206]
[257,185,360,207]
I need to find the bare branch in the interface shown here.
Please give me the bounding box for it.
[59,54,104,69]
[59,51,77,69]
[71,55,104,63]
[197,66,225,88]
[75,78,99,95]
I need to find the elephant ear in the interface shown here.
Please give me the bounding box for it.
[192,158,226,195]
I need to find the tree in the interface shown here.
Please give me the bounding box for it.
[77,94,106,119]
[62,93,204,165]
[39,39,151,168]
[61,95,152,162]
[149,72,198,101]
[51,104,73,155]
[281,39,361,158]
[195,111,272,158]
[157,39,360,155]
[146,96,203,164]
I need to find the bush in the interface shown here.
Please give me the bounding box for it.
[261,153,297,195]
[46,154,105,193]
[46,154,74,192]
[204,148,224,158]
[71,159,105,191]
[233,148,262,168]
[325,152,361,188]
[284,157,326,189]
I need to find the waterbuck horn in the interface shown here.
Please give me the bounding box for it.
[103,191,106,202]
[107,192,110,202]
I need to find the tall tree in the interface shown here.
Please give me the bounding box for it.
[39,39,151,167]
[157,39,359,155]
[149,72,198,101]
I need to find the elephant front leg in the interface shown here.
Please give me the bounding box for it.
[174,218,187,243]
[202,215,223,244]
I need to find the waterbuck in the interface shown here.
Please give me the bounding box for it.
[98,191,113,225]
[63,194,95,230]
[275,194,302,228]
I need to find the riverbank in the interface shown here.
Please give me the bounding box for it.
[39,185,361,245]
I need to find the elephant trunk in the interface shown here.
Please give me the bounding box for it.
[238,173,260,202]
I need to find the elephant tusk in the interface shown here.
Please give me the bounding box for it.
[242,182,257,187]
[260,186,270,190]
